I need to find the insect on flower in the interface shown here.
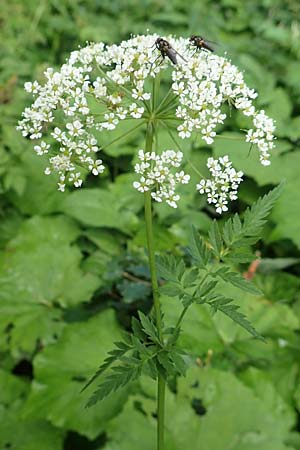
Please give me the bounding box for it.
[155,37,184,65]
[189,35,216,52]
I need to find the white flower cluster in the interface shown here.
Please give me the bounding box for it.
[17,34,274,201]
[133,150,190,208]
[17,35,169,190]
[246,110,275,166]
[197,156,243,214]
[172,51,275,166]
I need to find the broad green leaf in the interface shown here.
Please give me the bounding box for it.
[176,367,296,450]
[8,215,80,250]
[0,216,99,356]
[22,310,129,439]
[269,179,300,249]
[239,367,296,428]
[0,370,64,450]
[9,151,66,215]
[60,188,139,233]
[213,133,300,186]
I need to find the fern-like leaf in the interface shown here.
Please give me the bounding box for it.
[138,311,161,345]
[213,266,262,296]
[188,226,212,268]
[86,363,141,407]
[81,341,131,392]
[156,254,185,283]
[222,181,284,249]
[207,295,264,340]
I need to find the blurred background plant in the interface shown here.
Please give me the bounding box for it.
[1,1,300,449]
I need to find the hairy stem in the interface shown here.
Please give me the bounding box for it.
[144,122,165,450]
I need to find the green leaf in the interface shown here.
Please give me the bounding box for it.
[159,282,185,297]
[101,400,163,450]
[157,351,176,375]
[209,219,223,257]
[222,181,284,250]
[8,151,66,215]
[0,216,99,357]
[169,349,187,376]
[213,266,262,296]
[82,340,132,392]
[188,226,211,268]
[60,188,138,233]
[270,179,300,249]
[181,267,198,289]
[22,310,129,439]
[86,363,141,407]
[131,316,147,341]
[156,254,185,283]
[161,296,225,355]
[138,311,161,344]
[0,370,64,450]
[207,295,263,340]
[176,367,296,450]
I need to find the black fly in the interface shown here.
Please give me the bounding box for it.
[189,35,216,53]
[155,38,179,65]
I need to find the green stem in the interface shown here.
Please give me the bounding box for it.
[154,86,174,114]
[173,272,210,334]
[144,123,165,450]
[101,120,146,150]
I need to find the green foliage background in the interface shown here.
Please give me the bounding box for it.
[1,1,300,449]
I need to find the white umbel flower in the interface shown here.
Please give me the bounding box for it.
[18,34,275,196]
[197,155,243,214]
[133,149,190,208]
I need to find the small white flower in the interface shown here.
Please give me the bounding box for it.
[102,113,119,130]
[129,103,144,119]
[34,141,50,155]
[177,122,192,139]
[89,159,105,175]
[66,120,84,137]
[197,156,243,214]
[133,148,189,208]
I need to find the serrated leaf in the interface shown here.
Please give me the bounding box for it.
[222,248,255,264]
[87,363,141,407]
[214,266,262,296]
[243,182,285,236]
[197,280,219,299]
[222,182,284,250]
[156,254,186,283]
[188,226,211,268]
[82,340,131,392]
[132,317,147,341]
[181,268,198,289]
[209,220,223,257]
[138,311,161,344]
[207,296,263,340]
[145,358,158,380]
[169,349,187,376]
[157,351,175,375]
[159,282,185,297]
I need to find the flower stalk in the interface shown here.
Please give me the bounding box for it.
[144,122,165,450]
